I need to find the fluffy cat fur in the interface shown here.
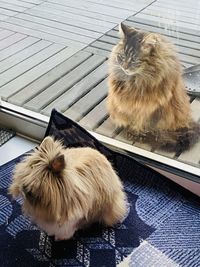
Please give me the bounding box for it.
[107,23,199,152]
[9,136,126,241]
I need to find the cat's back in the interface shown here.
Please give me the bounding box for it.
[65,147,112,170]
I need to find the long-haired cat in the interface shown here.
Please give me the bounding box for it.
[9,136,126,241]
[107,23,199,152]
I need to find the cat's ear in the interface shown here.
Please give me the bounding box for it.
[142,35,157,55]
[41,136,54,147]
[50,154,65,173]
[119,23,136,38]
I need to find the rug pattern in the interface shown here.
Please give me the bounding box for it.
[0,110,200,267]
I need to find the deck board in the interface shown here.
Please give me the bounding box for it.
[16,13,101,40]
[0,41,56,89]
[24,8,107,34]
[47,0,135,19]
[8,48,87,106]
[79,98,108,130]
[0,21,86,48]
[64,78,108,121]
[36,2,115,28]
[0,1,28,12]
[2,0,35,9]
[1,47,80,100]
[96,117,117,137]
[0,36,39,62]
[0,33,27,51]
[24,54,105,111]
[41,61,108,116]
[0,7,18,17]
[0,39,49,74]
[4,17,93,44]
[0,29,15,41]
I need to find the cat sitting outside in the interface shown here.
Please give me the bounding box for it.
[107,23,200,153]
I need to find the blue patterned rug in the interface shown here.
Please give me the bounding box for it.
[0,110,200,267]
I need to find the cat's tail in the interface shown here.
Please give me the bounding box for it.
[155,121,200,154]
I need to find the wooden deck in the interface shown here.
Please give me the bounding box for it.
[0,0,200,169]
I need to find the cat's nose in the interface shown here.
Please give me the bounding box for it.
[122,62,129,70]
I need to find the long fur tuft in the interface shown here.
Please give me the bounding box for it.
[107,24,199,152]
[8,136,127,240]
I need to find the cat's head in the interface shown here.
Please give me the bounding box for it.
[9,136,67,224]
[111,23,166,76]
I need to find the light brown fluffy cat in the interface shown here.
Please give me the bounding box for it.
[107,23,199,152]
[9,136,126,241]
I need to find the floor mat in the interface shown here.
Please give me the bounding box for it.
[0,110,199,267]
[0,128,15,147]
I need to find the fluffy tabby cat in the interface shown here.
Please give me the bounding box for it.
[107,23,199,152]
[9,136,126,241]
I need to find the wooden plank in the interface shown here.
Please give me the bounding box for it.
[95,117,117,137]
[129,16,200,40]
[0,39,50,74]
[115,130,133,144]
[86,0,153,8]
[173,98,200,165]
[24,54,105,112]
[20,0,43,4]
[84,47,110,58]
[133,142,152,151]
[106,29,119,38]
[9,15,95,44]
[125,20,200,50]
[48,0,132,19]
[77,0,140,11]
[158,0,200,10]
[190,99,200,123]
[64,78,108,121]
[177,54,200,66]
[153,1,200,15]
[9,47,84,106]
[0,40,52,86]
[17,12,101,40]
[40,2,120,24]
[79,98,107,130]
[1,0,34,8]
[0,33,26,51]
[41,61,108,116]
[0,36,39,61]
[1,47,79,100]
[0,43,67,99]
[136,13,200,34]
[91,41,113,51]
[0,1,27,12]
[36,2,115,28]
[0,29,15,41]
[99,35,118,45]
[0,21,86,48]
[178,142,200,166]
[0,7,18,16]
[25,7,109,34]
[153,149,176,159]
[178,131,200,166]
[0,14,9,21]
[145,6,200,23]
